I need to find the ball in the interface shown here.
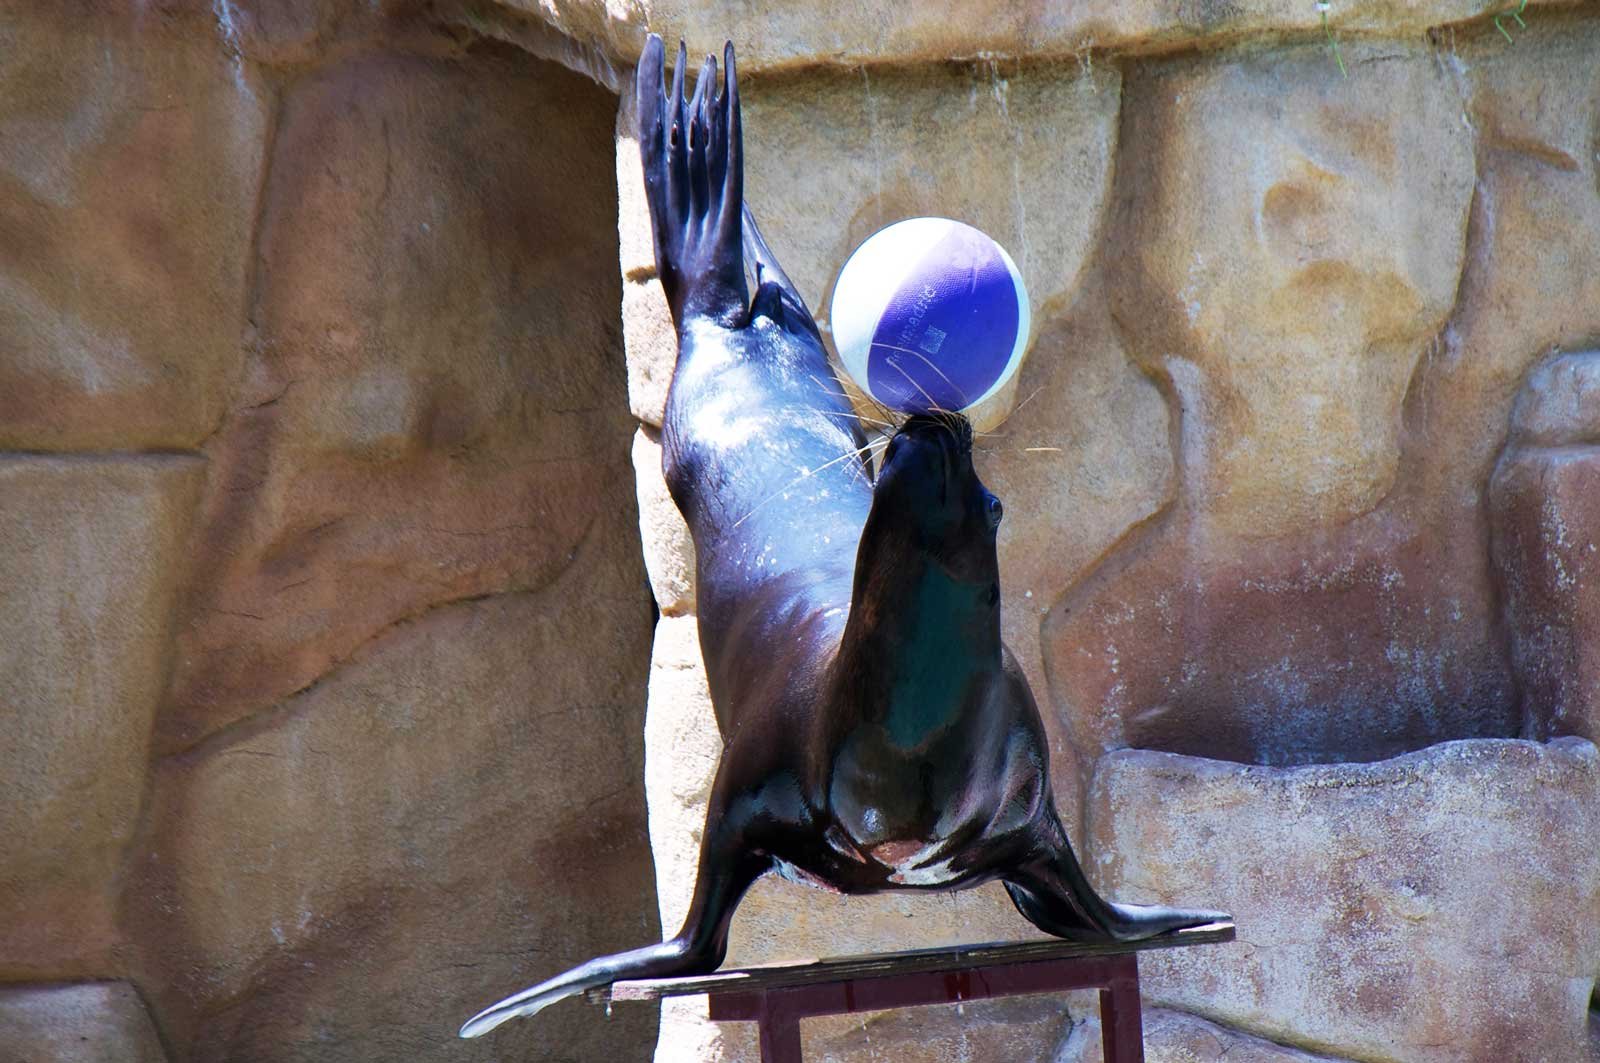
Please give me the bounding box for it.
[829,217,1031,416]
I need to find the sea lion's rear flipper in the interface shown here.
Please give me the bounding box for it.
[1003,809,1229,943]
[637,36,747,328]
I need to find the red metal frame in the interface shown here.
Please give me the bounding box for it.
[705,952,1145,1063]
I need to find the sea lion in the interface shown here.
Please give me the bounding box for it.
[460,36,1225,1040]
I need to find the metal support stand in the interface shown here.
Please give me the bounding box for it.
[595,921,1233,1063]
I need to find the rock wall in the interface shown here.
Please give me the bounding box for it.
[0,5,657,1062]
[4,2,1600,1062]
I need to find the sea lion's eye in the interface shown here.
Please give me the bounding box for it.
[986,495,1003,528]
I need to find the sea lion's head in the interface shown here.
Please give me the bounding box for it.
[862,413,1003,591]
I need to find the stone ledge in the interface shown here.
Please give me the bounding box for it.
[485,0,1578,76]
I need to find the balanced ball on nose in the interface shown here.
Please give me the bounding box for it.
[831,217,1030,416]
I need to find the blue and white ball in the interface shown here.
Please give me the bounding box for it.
[830,218,1030,416]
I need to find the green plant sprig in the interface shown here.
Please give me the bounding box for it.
[1493,0,1529,43]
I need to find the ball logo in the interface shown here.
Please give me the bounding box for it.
[831,218,1030,416]
[895,284,940,353]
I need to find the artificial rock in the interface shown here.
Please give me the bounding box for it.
[1088,739,1600,1063]
[131,557,656,1061]
[1044,40,1507,768]
[0,7,267,452]
[1492,351,1600,746]
[485,0,1572,74]
[634,427,697,615]
[1059,1007,1356,1063]
[3,5,1600,1063]
[159,47,633,751]
[0,455,202,979]
[0,981,168,1063]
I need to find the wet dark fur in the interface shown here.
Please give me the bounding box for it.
[460,38,1224,1039]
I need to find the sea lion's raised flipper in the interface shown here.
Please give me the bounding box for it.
[460,824,770,1038]
[637,35,746,327]
[1002,809,1228,943]
[742,202,821,341]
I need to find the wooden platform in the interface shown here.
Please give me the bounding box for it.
[590,922,1235,1063]
[594,921,1234,1002]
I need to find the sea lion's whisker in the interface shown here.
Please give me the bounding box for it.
[1009,384,1046,417]
[806,373,904,429]
[881,360,966,450]
[730,445,872,529]
[884,362,952,429]
[775,405,897,460]
[846,435,891,487]
[779,403,893,430]
[804,373,856,401]
[868,342,974,412]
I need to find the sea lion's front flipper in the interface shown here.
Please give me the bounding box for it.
[637,35,747,327]
[459,939,694,1038]
[459,813,770,1037]
[1003,809,1228,943]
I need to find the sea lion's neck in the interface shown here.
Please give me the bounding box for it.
[838,551,1001,746]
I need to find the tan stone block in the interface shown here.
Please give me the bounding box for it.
[727,876,1038,971]
[634,427,696,614]
[1440,13,1600,458]
[0,9,268,451]
[0,981,167,1063]
[0,454,202,978]
[1038,41,1509,770]
[1491,358,1600,745]
[655,995,737,1063]
[1087,739,1600,1063]
[1041,513,1522,767]
[740,57,1119,340]
[1369,15,1600,532]
[1509,352,1600,450]
[160,50,638,751]
[616,94,658,282]
[625,277,679,427]
[1107,41,1473,538]
[131,551,657,1060]
[645,615,722,933]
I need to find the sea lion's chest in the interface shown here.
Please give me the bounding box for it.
[812,657,1045,889]
[819,718,989,887]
